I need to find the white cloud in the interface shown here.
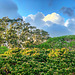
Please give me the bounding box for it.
[64,20,69,27]
[43,12,65,25]
[23,12,53,29]
[65,18,75,34]
[43,24,72,37]
[23,12,73,37]
[23,12,64,28]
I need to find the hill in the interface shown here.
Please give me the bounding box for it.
[0,17,75,75]
[0,35,75,75]
[33,35,75,49]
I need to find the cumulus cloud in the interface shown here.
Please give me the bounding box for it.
[23,12,73,37]
[23,12,64,28]
[43,24,72,37]
[0,0,22,19]
[65,18,75,34]
[60,7,74,17]
[23,12,53,29]
[43,12,65,25]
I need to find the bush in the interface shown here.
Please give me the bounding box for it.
[0,46,8,54]
[0,47,75,75]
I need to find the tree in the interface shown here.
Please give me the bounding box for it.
[0,20,8,46]
[0,17,50,48]
[41,30,49,42]
[6,25,18,48]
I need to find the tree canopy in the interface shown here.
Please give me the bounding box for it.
[0,17,50,48]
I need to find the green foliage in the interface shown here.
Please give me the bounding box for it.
[0,17,49,48]
[0,48,75,75]
[0,46,8,54]
[33,35,75,49]
[0,17,75,75]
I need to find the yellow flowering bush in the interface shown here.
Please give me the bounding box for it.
[0,47,75,75]
[48,48,69,58]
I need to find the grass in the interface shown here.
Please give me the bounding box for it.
[0,46,8,54]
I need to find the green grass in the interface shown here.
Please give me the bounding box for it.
[0,46,8,54]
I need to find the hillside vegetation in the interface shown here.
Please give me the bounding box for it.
[0,17,75,75]
[34,35,75,49]
[0,46,8,54]
[0,47,75,75]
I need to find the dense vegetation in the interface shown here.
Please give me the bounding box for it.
[0,17,49,49]
[0,17,75,75]
[0,47,75,75]
[34,35,75,49]
[0,46,8,54]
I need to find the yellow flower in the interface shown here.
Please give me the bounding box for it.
[47,49,50,51]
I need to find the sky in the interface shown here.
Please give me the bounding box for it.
[0,0,75,37]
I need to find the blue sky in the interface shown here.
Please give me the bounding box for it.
[13,0,75,19]
[0,0,75,37]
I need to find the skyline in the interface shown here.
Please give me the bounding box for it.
[0,0,75,37]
